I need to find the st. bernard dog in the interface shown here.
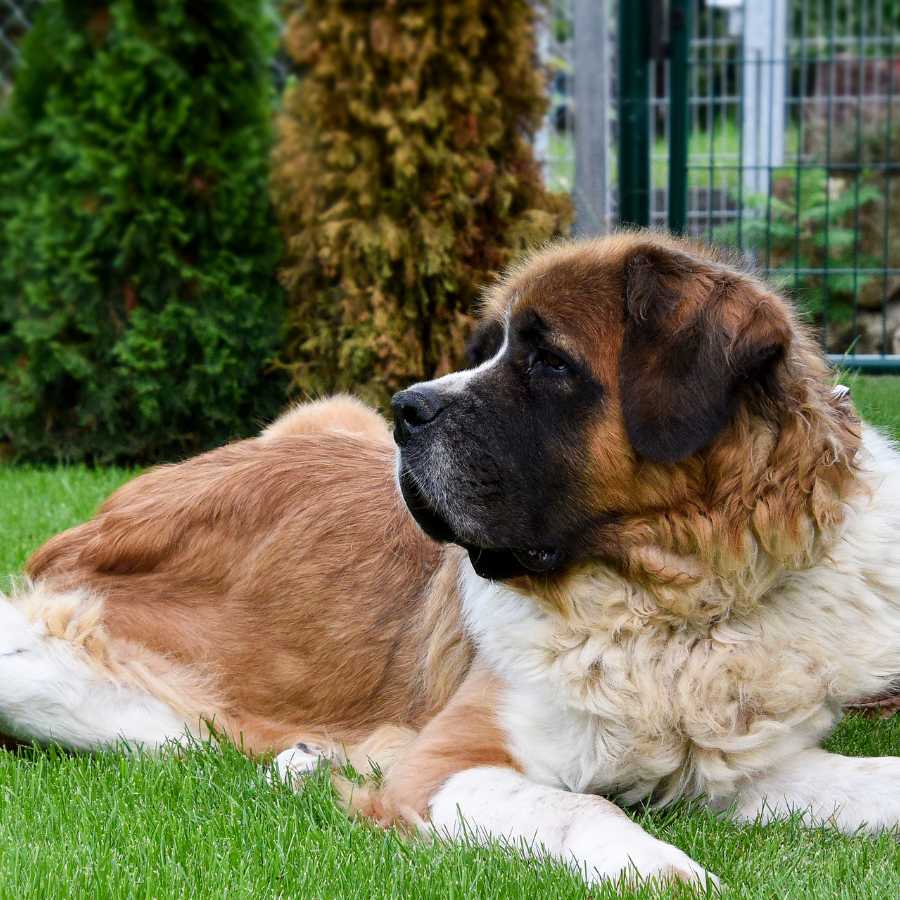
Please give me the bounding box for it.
[2,232,899,888]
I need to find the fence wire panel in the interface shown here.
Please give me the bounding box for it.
[0,0,39,97]
[537,0,618,234]
[652,0,900,362]
[536,1,576,196]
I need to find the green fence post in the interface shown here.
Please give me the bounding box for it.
[618,0,650,227]
[667,0,691,234]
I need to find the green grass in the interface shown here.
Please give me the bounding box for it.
[547,119,805,197]
[2,378,900,898]
[0,466,135,576]
[845,374,900,441]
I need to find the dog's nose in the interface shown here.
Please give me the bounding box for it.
[391,386,450,445]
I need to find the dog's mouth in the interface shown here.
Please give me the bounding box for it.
[465,546,562,580]
[398,467,562,580]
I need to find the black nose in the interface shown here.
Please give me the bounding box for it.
[391,386,451,445]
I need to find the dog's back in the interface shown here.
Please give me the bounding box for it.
[5,402,460,752]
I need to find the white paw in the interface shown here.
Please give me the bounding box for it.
[568,822,719,890]
[270,741,331,790]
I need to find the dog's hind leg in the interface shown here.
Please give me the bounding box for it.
[271,725,418,790]
[272,740,344,789]
[0,585,198,752]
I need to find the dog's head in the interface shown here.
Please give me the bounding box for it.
[393,233,858,583]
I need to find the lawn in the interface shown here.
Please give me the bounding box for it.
[547,120,751,195]
[1,380,900,898]
[547,119,809,197]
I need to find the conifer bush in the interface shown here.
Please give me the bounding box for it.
[0,0,285,462]
[274,1,571,407]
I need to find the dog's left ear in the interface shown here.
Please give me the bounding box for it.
[619,245,792,464]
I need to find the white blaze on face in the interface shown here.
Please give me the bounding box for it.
[395,318,511,536]
[413,318,510,398]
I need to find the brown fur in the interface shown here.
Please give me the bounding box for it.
[487,233,861,621]
[336,668,517,828]
[260,394,392,443]
[28,425,460,753]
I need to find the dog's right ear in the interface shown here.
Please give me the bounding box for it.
[465,319,505,367]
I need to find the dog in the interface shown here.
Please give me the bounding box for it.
[2,231,899,889]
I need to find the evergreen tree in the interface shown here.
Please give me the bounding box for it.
[0,0,285,462]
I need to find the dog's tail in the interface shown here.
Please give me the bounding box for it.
[0,581,201,752]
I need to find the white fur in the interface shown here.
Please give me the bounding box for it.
[423,321,510,395]
[460,426,900,832]
[429,766,717,888]
[271,742,334,789]
[722,748,900,832]
[0,589,189,751]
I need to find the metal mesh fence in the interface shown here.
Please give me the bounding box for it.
[536,1,576,195]
[648,0,900,361]
[538,1,900,363]
[0,0,39,97]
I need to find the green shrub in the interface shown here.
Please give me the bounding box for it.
[715,168,881,331]
[0,0,285,463]
[274,0,571,409]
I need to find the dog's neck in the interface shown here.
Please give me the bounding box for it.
[513,389,864,629]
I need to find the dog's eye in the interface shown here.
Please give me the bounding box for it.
[529,348,571,376]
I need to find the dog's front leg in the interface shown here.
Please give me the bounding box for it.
[428,764,716,888]
[360,667,717,890]
[717,748,900,834]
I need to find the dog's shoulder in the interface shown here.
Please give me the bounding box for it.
[261,394,392,444]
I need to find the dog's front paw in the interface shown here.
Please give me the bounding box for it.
[567,819,719,890]
[270,741,332,790]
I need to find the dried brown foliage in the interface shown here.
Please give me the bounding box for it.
[273,1,571,407]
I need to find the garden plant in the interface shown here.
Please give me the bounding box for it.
[0,0,285,463]
[274,0,571,407]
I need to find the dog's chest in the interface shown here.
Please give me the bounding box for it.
[459,566,696,796]
[458,561,864,802]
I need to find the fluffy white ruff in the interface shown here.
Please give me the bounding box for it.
[460,427,900,826]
